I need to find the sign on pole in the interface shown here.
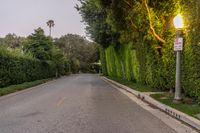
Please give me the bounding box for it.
[174,38,183,51]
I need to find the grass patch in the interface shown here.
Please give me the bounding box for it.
[151,93,200,119]
[107,76,159,92]
[0,79,51,96]
[106,76,200,120]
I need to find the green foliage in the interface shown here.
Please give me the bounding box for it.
[151,93,200,118]
[0,79,50,96]
[22,27,69,77]
[0,46,56,88]
[0,28,99,88]
[0,27,70,87]
[76,0,120,48]
[100,47,107,75]
[181,0,200,102]
[51,47,66,76]
[108,76,158,92]
[55,34,100,73]
[104,44,139,82]
[79,0,200,102]
[70,57,80,73]
[0,33,24,49]
[23,28,54,60]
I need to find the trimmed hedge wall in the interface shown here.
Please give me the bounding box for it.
[101,39,200,102]
[0,47,56,88]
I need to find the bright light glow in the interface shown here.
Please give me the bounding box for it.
[173,14,184,29]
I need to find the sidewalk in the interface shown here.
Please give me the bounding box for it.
[102,76,200,132]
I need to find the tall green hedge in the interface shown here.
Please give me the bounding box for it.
[103,44,139,82]
[102,38,200,101]
[78,0,200,102]
[0,47,56,88]
[98,1,200,102]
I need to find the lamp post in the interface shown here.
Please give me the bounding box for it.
[173,14,184,102]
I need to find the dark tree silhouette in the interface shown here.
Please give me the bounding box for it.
[47,20,55,37]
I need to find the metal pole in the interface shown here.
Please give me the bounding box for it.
[174,30,182,101]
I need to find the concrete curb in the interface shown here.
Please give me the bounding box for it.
[102,76,200,132]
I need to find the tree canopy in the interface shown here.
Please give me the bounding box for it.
[77,0,200,102]
[23,28,54,60]
[55,34,99,73]
[0,33,24,49]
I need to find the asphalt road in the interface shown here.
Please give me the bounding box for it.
[0,74,177,133]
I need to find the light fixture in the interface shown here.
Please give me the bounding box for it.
[173,14,184,29]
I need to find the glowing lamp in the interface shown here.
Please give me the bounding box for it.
[173,14,184,29]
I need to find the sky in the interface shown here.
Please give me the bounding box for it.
[0,0,86,38]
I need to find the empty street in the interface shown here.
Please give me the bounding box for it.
[0,74,182,133]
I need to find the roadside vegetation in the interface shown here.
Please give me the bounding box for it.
[0,79,50,96]
[107,76,158,92]
[108,76,200,119]
[0,25,99,91]
[77,0,200,104]
[151,93,200,120]
[55,34,99,73]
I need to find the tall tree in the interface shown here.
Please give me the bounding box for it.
[55,34,99,63]
[0,33,24,48]
[76,0,118,48]
[23,27,54,60]
[47,20,55,37]
[55,34,99,73]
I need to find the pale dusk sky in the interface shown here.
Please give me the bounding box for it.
[0,0,86,38]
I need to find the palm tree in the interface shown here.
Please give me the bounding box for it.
[47,20,55,37]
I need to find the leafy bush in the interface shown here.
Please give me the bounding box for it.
[102,39,200,102]
[0,47,56,88]
[79,0,200,102]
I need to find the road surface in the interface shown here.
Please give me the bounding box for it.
[0,74,177,133]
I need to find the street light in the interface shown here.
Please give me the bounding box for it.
[173,14,184,102]
[173,14,184,29]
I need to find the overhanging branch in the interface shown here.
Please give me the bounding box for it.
[143,0,165,43]
[123,0,133,8]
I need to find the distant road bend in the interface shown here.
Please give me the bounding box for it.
[0,74,178,133]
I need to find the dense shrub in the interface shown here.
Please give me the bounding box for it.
[101,38,200,101]
[79,0,200,102]
[0,47,56,88]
